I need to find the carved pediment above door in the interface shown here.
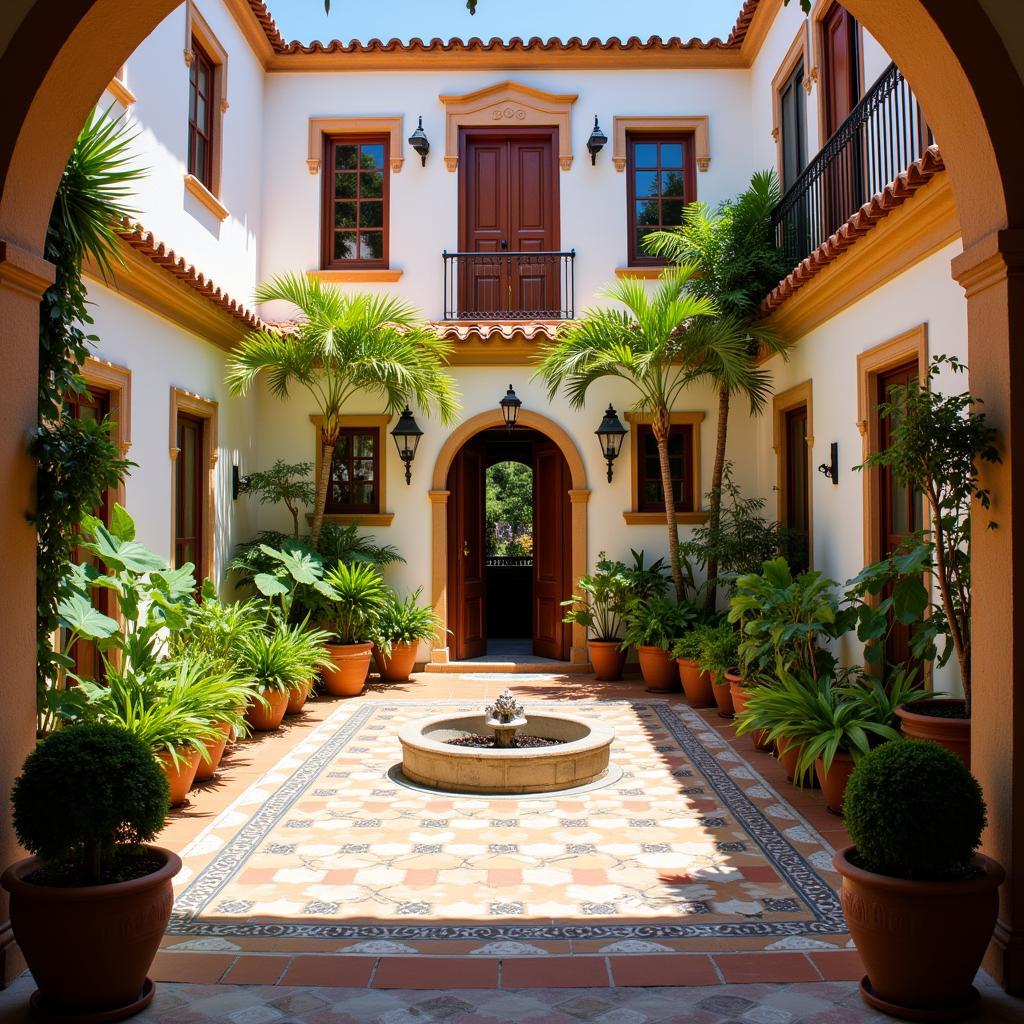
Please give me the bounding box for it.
[439,81,577,171]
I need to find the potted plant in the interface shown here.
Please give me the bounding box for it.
[698,621,743,720]
[562,553,630,680]
[370,587,444,682]
[622,595,693,692]
[673,627,714,707]
[280,620,333,713]
[316,561,388,696]
[859,356,999,766]
[835,740,1004,1018]
[2,724,178,1020]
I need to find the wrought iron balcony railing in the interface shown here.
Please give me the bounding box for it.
[771,61,931,269]
[442,249,575,321]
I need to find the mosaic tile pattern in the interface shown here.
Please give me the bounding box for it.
[167,701,848,954]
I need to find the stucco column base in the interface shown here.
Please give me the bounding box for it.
[953,228,1024,994]
[430,647,451,665]
[0,239,53,985]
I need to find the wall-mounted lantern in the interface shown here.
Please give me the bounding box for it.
[391,406,424,484]
[818,442,839,484]
[408,116,430,167]
[587,116,608,165]
[595,404,628,482]
[231,465,251,501]
[499,384,522,432]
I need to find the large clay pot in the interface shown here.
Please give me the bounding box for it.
[1,846,181,1021]
[194,721,232,782]
[713,676,735,718]
[159,747,202,806]
[286,680,313,715]
[373,641,419,682]
[676,658,714,707]
[246,687,290,731]
[637,645,680,692]
[322,642,373,696]
[730,677,772,751]
[588,640,627,681]
[776,737,819,788]
[834,846,1004,1019]
[815,752,856,814]
[896,698,971,768]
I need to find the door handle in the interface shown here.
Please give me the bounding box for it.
[463,541,470,558]
[500,239,508,250]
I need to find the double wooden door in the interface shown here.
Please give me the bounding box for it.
[459,129,560,318]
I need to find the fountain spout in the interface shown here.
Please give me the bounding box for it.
[484,689,527,749]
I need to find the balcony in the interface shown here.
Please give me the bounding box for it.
[442,249,576,321]
[771,61,930,269]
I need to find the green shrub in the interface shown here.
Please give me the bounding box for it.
[370,588,444,655]
[672,627,707,662]
[697,622,739,685]
[621,596,694,650]
[844,739,986,880]
[12,723,168,882]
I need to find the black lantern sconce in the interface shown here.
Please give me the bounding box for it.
[587,116,608,165]
[231,465,251,501]
[408,116,430,166]
[595,404,628,482]
[818,442,839,485]
[391,406,424,484]
[499,384,522,432]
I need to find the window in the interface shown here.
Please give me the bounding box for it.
[627,133,695,265]
[636,424,694,513]
[188,38,215,189]
[773,381,813,572]
[175,412,206,581]
[321,136,390,269]
[326,428,381,514]
[779,59,807,191]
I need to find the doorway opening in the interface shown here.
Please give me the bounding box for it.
[446,426,571,662]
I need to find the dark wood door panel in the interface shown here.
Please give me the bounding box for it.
[532,440,571,660]
[447,437,487,660]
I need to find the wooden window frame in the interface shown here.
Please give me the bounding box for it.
[811,0,865,148]
[773,380,814,568]
[771,25,811,190]
[625,131,698,267]
[310,414,395,526]
[169,387,218,584]
[82,357,132,512]
[320,134,391,271]
[622,411,707,525]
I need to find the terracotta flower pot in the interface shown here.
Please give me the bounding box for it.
[676,658,714,707]
[286,680,313,715]
[322,642,373,696]
[637,645,680,692]
[834,846,1004,1019]
[815,751,856,814]
[730,677,772,751]
[712,677,735,718]
[1,847,181,1022]
[775,737,819,788]
[373,641,419,682]
[588,640,627,681]
[896,698,971,768]
[194,720,232,782]
[245,687,290,731]
[159,747,202,807]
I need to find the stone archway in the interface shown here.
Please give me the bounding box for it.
[429,409,590,665]
[2,0,1024,990]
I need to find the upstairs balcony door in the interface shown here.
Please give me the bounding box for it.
[458,128,560,319]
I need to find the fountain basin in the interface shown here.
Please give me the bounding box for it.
[398,712,615,794]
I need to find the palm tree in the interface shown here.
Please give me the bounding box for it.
[534,266,766,602]
[226,274,460,546]
[645,171,792,608]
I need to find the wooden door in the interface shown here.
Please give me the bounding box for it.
[175,412,205,587]
[447,438,487,660]
[532,440,571,660]
[780,59,807,191]
[460,130,559,317]
[783,405,811,572]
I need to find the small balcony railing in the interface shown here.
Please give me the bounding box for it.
[485,555,534,569]
[771,61,931,268]
[442,250,575,321]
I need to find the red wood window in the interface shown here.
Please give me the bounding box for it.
[784,405,811,571]
[821,2,860,139]
[326,428,380,514]
[175,412,205,579]
[321,136,389,268]
[187,39,215,189]
[627,133,696,266]
[637,424,694,513]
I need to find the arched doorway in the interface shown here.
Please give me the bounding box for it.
[2,0,1024,991]
[430,409,590,665]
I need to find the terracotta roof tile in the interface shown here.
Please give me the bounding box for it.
[433,322,561,343]
[727,0,762,46]
[758,145,946,317]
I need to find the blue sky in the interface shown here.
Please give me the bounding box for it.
[268,0,738,45]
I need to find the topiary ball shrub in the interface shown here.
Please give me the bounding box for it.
[844,739,986,880]
[12,724,169,882]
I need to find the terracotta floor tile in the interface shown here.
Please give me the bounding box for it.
[488,868,522,887]
[280,956,376,987]
[739,865,781,883]
[221,955,292,985]
[151,953,235,983]
[501,957,610,989]
[810,950,865,981]
[372,957,499,989]
[404,868,438,886]
[715,952,821,984]
[608,955,719,987]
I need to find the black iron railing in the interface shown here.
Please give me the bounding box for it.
[442,250,575,320]
[486,555,533,569]
[771,61,930,268]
